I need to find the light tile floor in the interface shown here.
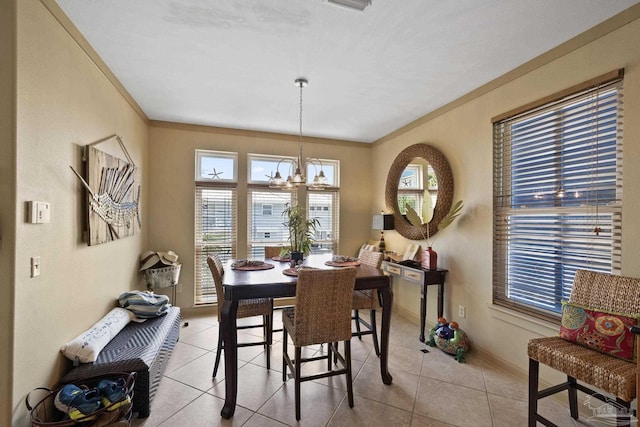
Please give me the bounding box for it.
[131,311,631,427]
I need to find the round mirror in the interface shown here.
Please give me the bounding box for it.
[385,143,454,241]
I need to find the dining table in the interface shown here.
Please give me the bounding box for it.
[219,252,394,418]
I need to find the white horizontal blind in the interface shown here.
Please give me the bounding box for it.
[194,184,236,305]
[493,74,623,320]
[247,187,296,258]
[308,189,340,254]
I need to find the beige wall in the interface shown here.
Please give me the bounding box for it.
[371,12,640,382]
[0,0,16,423]
[148,123,373,309]
[12,1,149,423]
[7,1,640,423]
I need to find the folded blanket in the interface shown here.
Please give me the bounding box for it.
[119,290,171,318]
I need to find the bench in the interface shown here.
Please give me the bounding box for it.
[60,306,181,418]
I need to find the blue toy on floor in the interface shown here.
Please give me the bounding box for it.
[427,317,470,363]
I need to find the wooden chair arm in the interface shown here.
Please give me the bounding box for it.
[630,325,640,334]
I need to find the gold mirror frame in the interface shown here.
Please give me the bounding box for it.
[385,143,454,241]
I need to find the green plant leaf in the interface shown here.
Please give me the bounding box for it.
[405,203,423,228]
[282,203,320,254]
[438,200,463,231]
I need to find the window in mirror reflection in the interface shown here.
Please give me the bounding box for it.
[398,162,438,222]
[398,163,424,216]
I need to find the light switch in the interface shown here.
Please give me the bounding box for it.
[31,256,41,277]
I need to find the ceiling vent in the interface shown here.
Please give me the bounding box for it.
[325,0,372,11]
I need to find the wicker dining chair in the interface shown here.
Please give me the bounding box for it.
[264,246,284,259]
[352,250,384,356]
[528,269,640,427]
[282,268,358,421]
[207,254,274,378]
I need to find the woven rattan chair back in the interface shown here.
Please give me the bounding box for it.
[264,246,283,259]
[293,268,357,347]
[359,250,383,269]
[282,267,358,420]
[207,254,273,378]
[206,254,226,322]
[527,269,640,427]
[570,269,640,315]
[352,248,383,356]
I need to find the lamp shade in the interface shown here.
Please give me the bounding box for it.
[372,214,394,231]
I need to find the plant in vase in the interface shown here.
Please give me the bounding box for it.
[405,195,463,270]
[282,203,320,265]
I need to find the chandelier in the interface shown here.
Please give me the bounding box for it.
[269,78,328,190]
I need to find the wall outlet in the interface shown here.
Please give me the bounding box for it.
[458,304,466,319]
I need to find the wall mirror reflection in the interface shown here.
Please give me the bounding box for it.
[398,159,438,223]
[385,144,454,241]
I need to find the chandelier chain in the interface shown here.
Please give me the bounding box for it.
[299,81,304,144]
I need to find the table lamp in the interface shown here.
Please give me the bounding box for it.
[372,213,394,253]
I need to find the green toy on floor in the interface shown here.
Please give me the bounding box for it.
[427,317,470,363]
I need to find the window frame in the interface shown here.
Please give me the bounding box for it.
[194,150,238,306]
[492,70,624,322]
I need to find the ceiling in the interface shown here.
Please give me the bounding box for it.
[54,0,639,143]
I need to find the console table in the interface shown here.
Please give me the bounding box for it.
[381,261,448,342]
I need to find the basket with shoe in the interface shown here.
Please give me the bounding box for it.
[26,372,135,426]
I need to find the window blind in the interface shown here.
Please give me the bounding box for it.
[308,189,340,254]
[493,73,623,320]
[194,184,236,305]
[247,187,296,258]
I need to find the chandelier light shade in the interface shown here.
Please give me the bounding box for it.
[269,78,329,190]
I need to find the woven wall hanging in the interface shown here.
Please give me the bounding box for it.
[70,134,141,245]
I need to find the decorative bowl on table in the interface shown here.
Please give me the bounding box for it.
[231,260,275,271]
[325,255,361,267]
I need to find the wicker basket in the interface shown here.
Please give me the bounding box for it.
[143,264,181,290]
[26,372,135,427]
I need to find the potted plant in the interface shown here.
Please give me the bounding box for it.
[405,196,463,270]
[282,203,320,263]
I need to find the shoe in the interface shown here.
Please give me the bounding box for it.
[54,384,101,421]
[97,378,131,411]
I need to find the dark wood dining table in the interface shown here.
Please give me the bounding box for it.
[219,253,394,418]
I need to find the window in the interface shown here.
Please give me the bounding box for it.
[308,189,339,254]
[247,155,300,257]
[492,71,623,320]
[398,163,425,217]
[248,188,297,257]
[306,159,338,187]
[196,150,237,182]
[247,155,339,257]
[194,150,237,305]
[306,159,340,254]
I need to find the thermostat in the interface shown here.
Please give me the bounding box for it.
[28,201,50,224]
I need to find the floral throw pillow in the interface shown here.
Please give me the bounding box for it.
[559,301,638,362]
